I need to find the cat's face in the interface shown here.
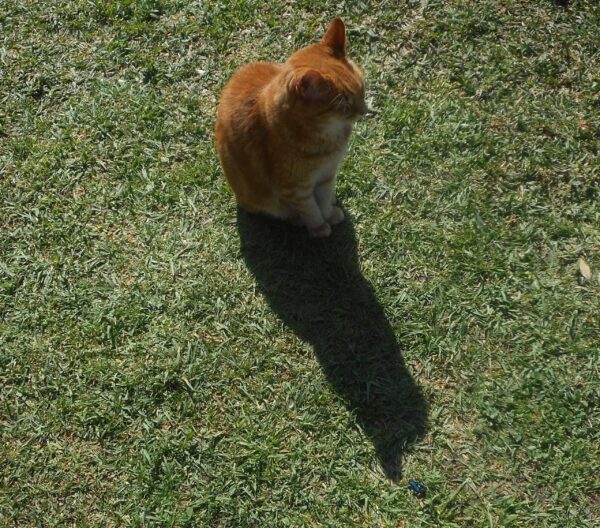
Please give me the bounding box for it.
[287,18,367,122]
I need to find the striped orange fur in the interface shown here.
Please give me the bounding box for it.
[215,18,366,237]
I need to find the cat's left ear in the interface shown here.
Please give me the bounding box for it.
[321,18,346,58]
[296,70,331,102]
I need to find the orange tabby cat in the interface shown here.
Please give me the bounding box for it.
[215,18,366,237]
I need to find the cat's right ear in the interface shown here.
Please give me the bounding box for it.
[296,70,331,103]
[321,17,346,58]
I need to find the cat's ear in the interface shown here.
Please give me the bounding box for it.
[296,70,331,102]
[321,17,346,57]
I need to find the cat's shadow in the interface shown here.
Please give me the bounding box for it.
[237,207,427,481]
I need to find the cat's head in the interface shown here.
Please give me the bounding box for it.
[286,18,367,121]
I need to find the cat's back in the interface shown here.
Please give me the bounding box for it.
[216,62,281,128]
[216,62,283,213]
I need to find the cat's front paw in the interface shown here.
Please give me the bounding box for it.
[326,206,345,225]
[308,222,332,237]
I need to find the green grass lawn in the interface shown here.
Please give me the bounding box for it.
[1,0,599,526]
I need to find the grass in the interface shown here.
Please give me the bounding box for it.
[1,0,599,526]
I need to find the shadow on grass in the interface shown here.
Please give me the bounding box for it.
[237,207,427,481]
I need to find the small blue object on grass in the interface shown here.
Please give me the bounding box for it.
[408,480,426,497]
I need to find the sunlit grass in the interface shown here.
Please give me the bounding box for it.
[1,1,599,525]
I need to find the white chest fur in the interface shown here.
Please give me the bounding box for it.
[313,148,348,186]
[322,118,349,139]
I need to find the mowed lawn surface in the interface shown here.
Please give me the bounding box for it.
[1,0,599,526]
